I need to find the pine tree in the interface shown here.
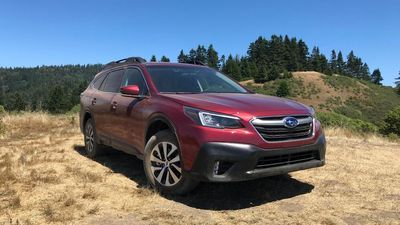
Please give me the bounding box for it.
[267,65,280,81]
[188,49,197,63]
[10,93,26,111]
[177,50,189,63]
[361,63,371,80]
[371,69,383,85]
[219,55,226,71]
[310,47,321,72]
[195,45,207,63]
[223,54,241,81]
[297,39,309,71]
[276,80,290,97]
[160,56,170,62]
[337,51,346,75]
[150,55,157,62]
[329,50,338,74]
[395,71,400,95]
[254,66,268,83]
[47,86,69,113]
[206,44,219,69]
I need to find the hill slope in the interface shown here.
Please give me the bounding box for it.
[242,72,400,125]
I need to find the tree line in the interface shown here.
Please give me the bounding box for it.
[0,65,100,112]
[171,35,383,85]
[0,34,396,113]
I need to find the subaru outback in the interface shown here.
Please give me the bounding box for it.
[80,57,326,194]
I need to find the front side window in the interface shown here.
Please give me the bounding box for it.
[101,69,124,93]
[146,66,248,94]
[121,68,148,95]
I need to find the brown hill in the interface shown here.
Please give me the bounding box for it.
[241,71,400,123]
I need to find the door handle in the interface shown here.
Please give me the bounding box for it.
[91,98,97,105]
[111,101,117,110]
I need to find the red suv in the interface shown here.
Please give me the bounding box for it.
[80,57,326,194]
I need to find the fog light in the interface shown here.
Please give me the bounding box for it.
[213,161,220,175]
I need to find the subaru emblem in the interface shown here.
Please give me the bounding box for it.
[283,117,299,128]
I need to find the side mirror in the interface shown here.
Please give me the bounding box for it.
[120,85,140,96]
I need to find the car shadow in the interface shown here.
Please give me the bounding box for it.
[74,145,314,211]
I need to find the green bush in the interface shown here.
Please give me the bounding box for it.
[67,104,80,114]
[317,111,378,133]
[380,106,400,136]
[0,105,6,116]
[0,121,5,135]
[276,81,290,97]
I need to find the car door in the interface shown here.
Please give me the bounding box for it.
[93,69,124,141]
[110,67,150,154]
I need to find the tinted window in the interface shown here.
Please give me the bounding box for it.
[146,66,248,94]
[121,68,148,95]
[92,73,106,90]
[101,70,124,93]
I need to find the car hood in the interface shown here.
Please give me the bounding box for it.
[161,93,311,118]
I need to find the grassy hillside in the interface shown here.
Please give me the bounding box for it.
[243,72,400,126]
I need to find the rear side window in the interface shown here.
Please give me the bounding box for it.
[92,73,107,90]
[121,68,148,95]
[101,70,124,93]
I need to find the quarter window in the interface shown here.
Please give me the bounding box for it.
[101,70,124,93]
[92,73,106,90]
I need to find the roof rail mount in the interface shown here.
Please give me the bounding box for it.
[104,57,146,69]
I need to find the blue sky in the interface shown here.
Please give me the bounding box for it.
[0,0,399,86]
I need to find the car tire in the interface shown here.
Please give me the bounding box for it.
[84,118,105,158]
[143,130,198,195]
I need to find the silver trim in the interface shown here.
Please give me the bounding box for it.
[250,115,315,143]
[252,116,313,126]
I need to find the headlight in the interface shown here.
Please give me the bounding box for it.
[184,107,243,129]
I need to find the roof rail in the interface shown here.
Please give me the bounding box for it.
[103,57,147,70]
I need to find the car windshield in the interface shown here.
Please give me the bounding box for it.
[146,65,249,94]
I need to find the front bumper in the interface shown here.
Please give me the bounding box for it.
[187,134,326,182]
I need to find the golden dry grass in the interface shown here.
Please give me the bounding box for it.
[0,113,399,225]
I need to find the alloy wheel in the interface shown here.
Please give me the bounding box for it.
[150,142,182,186]
[85,123,94,153]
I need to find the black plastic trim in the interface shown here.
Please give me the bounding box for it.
[188,134,326,182]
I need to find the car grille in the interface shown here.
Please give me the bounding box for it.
[251,115,314,142]
[256,150,319,169]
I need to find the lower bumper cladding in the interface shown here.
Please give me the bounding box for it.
[188,135,326,182]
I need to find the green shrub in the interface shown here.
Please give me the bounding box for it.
[317,111,378,133]
[67,104,80,114]
[0,105,6,116]
[276,81,290,97]
[387,133,398,142]
[380,106,400,136]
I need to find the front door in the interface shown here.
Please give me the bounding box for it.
[110,67,149,154]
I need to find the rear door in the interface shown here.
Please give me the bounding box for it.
[110,67,150,154]
[93,69,124,141]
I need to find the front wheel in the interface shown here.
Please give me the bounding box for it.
[143,130,198,195]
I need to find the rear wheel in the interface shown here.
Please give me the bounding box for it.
[143,130,198,195]
[84,118,104,158]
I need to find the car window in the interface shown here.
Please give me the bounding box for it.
[121,68,148,95]
[101,69,124,93]
[92,73,107,90]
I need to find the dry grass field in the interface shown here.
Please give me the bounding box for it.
[1,113,399,225]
